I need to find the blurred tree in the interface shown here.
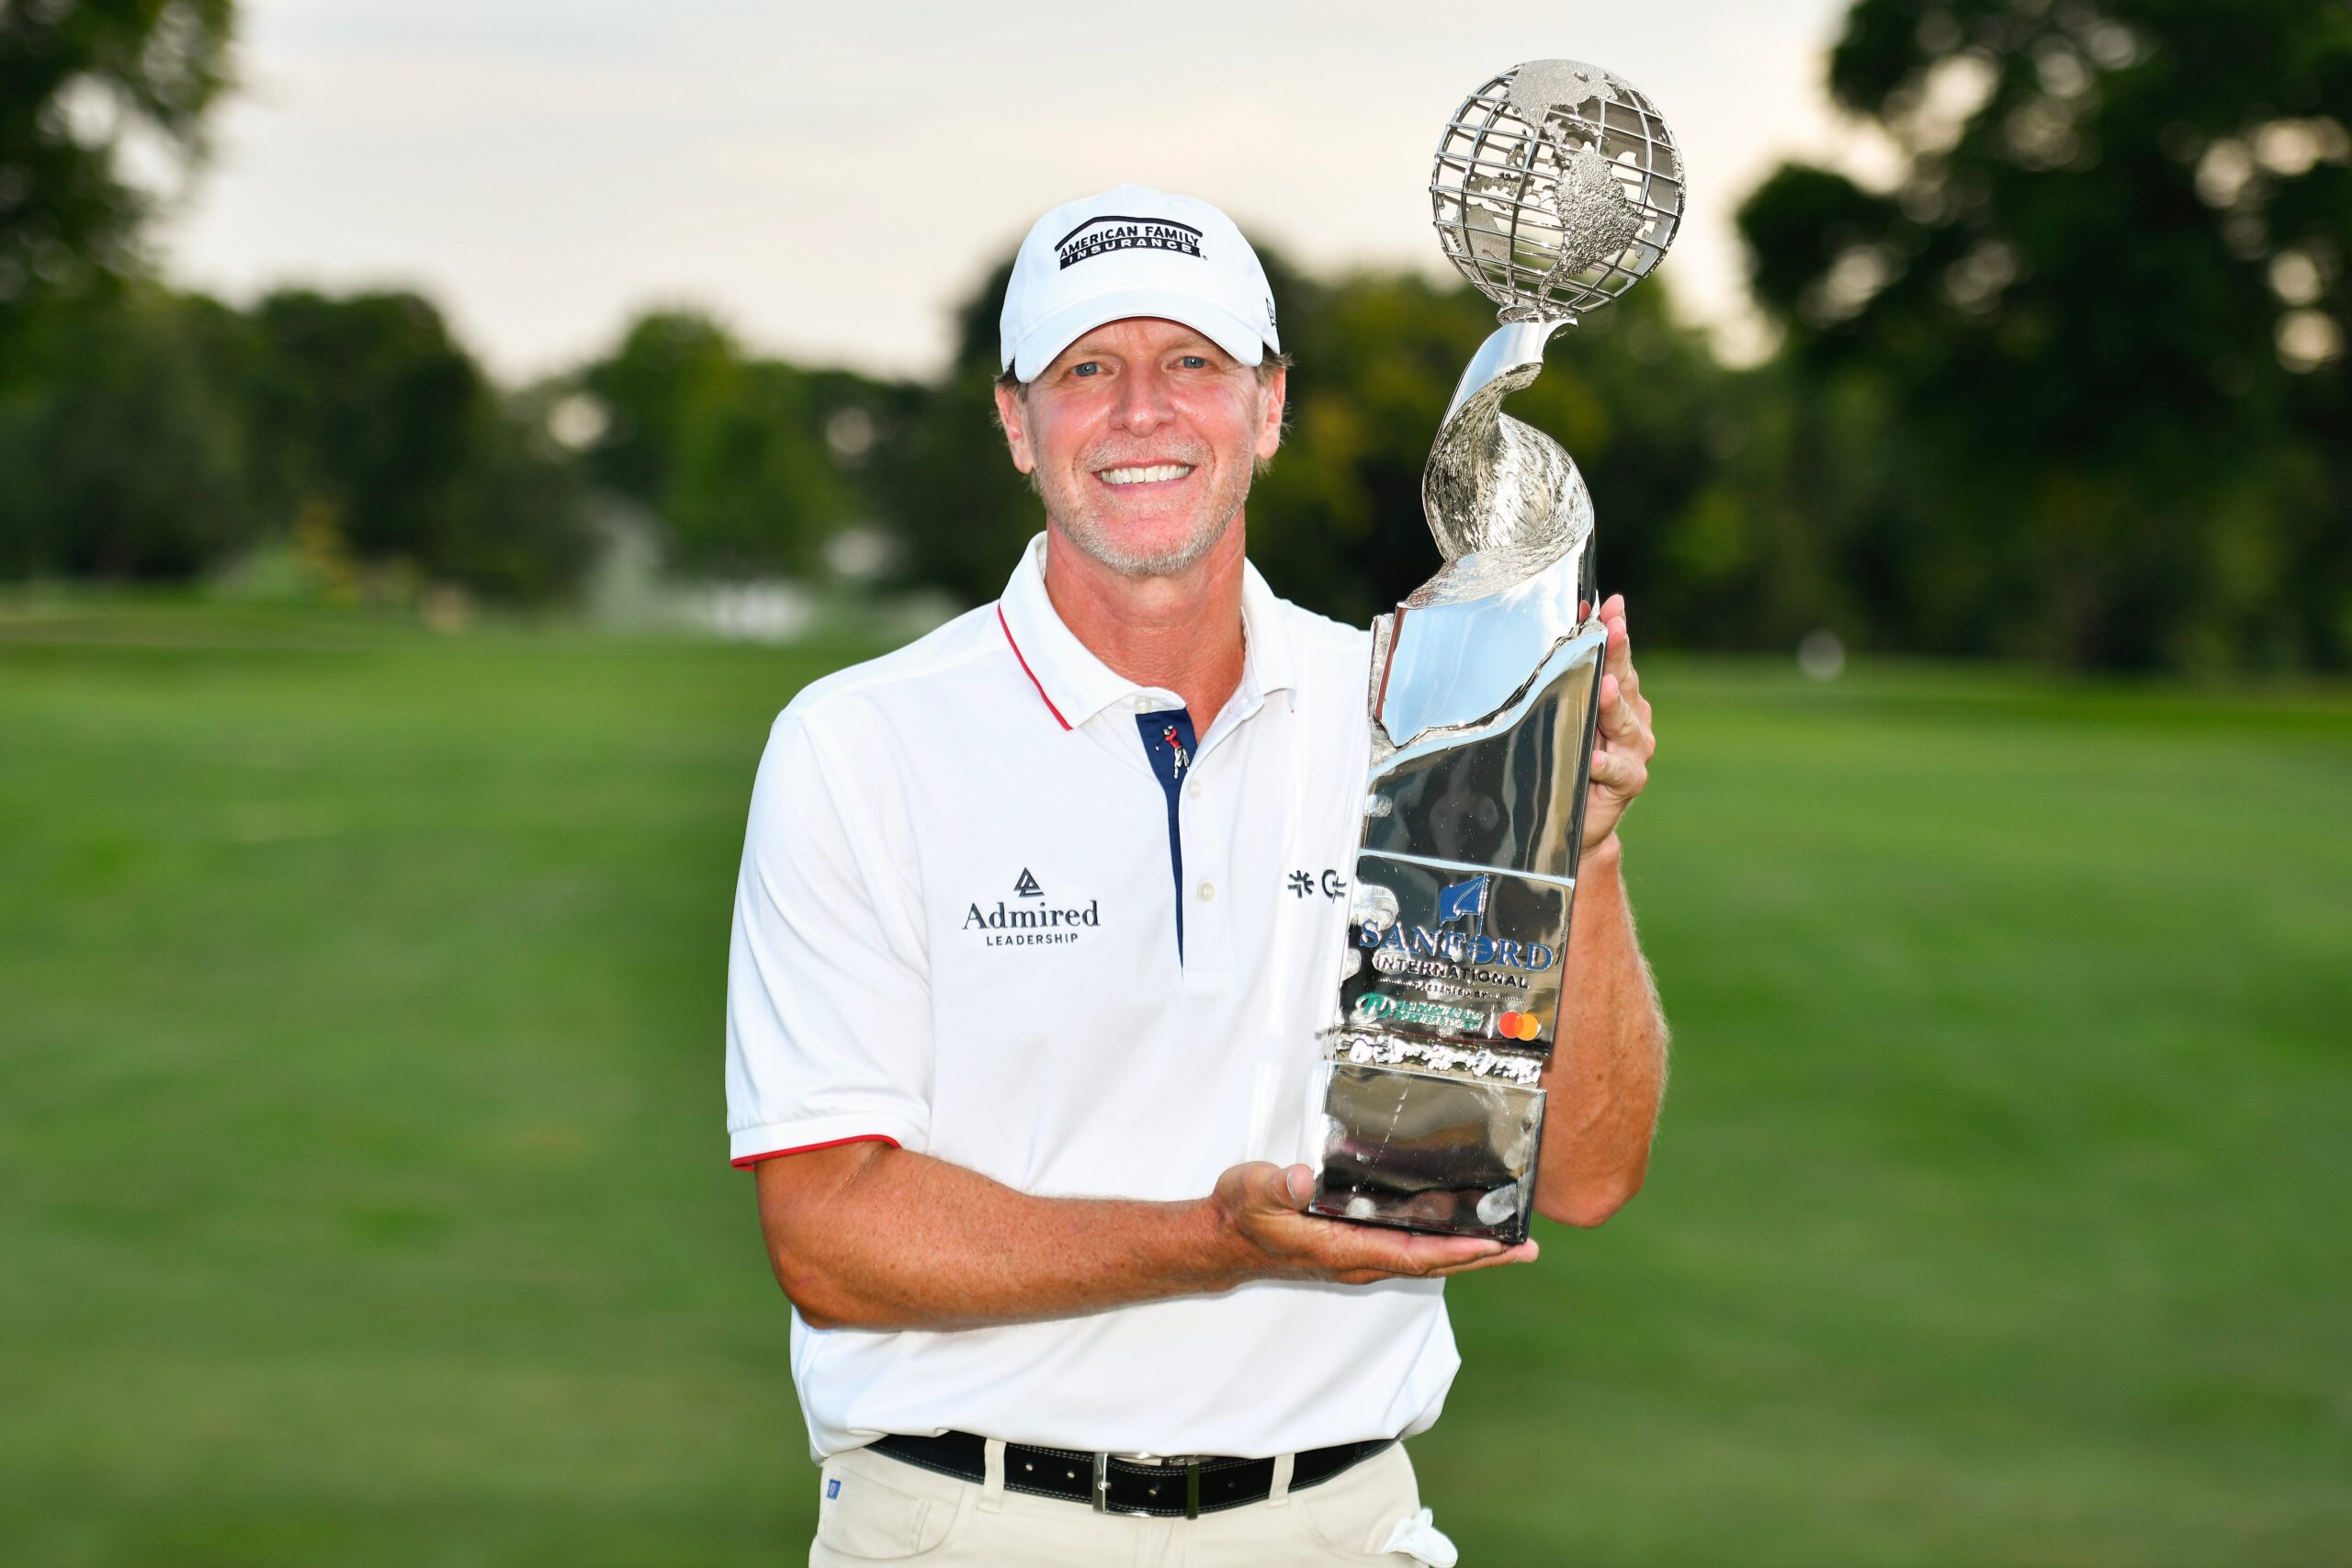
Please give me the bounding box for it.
[0,285,259,578]
[579,310,738,509]
[0,0,237,354]
[578,308,911,577]
[1739,0,2352,670]
[869,258,1041,606]
[1243,264,1489,625]
[246,288,589,598]
[1261,265,1745,637]
[665,358,851,577]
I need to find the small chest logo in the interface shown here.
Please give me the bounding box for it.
[1287,868,1347,900]
[964,870,1098,948]
[1161,726,1190,773]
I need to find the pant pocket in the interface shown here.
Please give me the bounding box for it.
[813,1451,965,1561]
[1293,1445,1425,1562]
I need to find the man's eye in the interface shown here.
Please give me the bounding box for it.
[1071,362,1102,378]
[1177,355,1209,369]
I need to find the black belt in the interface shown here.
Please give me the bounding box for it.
[871,1430,1394,1519]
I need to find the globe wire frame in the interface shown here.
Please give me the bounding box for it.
[1430,70,1686,321]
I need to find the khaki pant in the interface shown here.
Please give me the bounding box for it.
[809,1438,1439,1566]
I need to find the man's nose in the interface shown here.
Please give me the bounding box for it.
[1113,362,1175,434]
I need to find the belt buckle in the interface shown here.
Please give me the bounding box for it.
[1090,1452,1121,1516]
[1092,1452,1209,1519]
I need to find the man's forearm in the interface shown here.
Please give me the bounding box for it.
[757,1145,1244,1331]
[756,1138,1539,1332]
[1536,839,1668,1226]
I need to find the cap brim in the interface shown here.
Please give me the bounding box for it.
[1010,287,1272,382]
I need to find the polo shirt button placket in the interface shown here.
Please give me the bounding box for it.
[1135,705,1205,968]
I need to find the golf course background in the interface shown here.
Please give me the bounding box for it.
[3,600,2346,1566]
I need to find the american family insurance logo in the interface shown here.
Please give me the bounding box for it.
[1056,214,1204,269]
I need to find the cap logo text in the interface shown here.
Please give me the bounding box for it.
[1056,214,1204,269]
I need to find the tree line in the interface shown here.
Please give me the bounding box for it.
[1,0,2344,671]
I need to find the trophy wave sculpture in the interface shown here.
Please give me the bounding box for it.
[1308,60,1685,1244]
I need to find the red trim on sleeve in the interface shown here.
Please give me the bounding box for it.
[731,1134,901,1169]
[997,604,1072,730]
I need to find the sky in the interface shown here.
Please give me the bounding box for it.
[159,0,1884,384]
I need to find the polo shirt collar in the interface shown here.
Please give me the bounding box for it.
[1238,554,1296,707]
[996,532,1297,731]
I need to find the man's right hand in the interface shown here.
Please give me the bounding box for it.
[1212,1161,1539,1285]
[754,1144,1536,1332]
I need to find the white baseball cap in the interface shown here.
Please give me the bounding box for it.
[1000,184,1281,383]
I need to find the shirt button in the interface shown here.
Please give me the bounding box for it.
[1186,780,1203,800]
[1197,881,1216,902]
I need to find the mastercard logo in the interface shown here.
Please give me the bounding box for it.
[1496,1010,1543,1042]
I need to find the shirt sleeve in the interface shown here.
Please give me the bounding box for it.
[724,709,932,1166]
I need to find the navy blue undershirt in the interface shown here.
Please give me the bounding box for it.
[1135,709,1197,964]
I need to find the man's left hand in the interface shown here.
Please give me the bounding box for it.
[1582,593,1655,854]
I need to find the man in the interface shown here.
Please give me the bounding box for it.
[726,184,1667,1566]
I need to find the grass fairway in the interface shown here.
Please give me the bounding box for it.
[3,602,2347,1566]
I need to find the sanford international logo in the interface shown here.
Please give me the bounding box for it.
[964,869,1098,948]
[1056,214,1204,270]
[1358,876,1558,973]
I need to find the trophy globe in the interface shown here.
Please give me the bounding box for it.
[1430,59,1684,321]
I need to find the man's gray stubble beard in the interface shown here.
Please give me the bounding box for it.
[1052,491,1244,578]
[1041,441,1257,578]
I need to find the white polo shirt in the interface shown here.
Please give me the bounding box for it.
[724,533,1460,1461]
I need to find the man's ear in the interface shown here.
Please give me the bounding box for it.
[1253,366,1287,462]
[993,381,1035,474]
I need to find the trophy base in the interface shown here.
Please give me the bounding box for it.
[1308,1059,1545,1245]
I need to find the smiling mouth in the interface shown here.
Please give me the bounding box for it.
[1096,463,1195,486]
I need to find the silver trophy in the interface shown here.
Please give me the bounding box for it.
[1308,61,1684,1244]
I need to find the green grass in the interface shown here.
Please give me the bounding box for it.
[3,601,2347,1566]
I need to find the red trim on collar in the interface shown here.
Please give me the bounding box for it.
[998,604,1072,730]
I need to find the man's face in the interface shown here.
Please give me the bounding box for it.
[995,317,1284,578]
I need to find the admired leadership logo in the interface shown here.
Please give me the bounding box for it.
[1056,213,1204,269]
[964,870,1098,948]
